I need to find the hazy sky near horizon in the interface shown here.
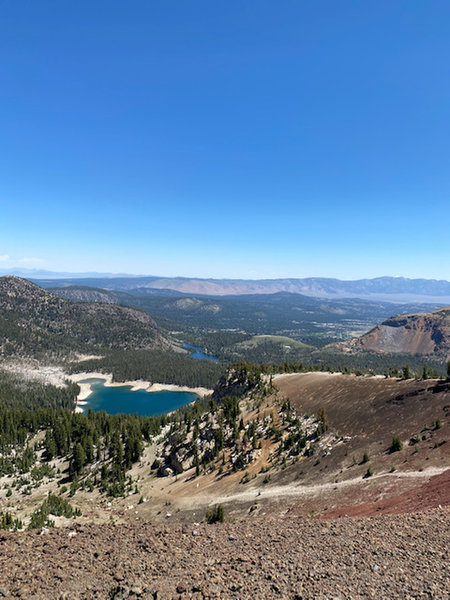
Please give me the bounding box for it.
[1,1,449,280]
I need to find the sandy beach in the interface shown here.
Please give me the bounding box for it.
[147,382,213,396]
[68,371,212,413]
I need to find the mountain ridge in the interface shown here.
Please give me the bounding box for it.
[0,276,167,358]
[29,274,450,303]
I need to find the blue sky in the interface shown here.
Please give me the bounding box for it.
[0,1,449,280]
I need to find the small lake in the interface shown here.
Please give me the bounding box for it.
[79,379,198,417]
[183,342,219,362]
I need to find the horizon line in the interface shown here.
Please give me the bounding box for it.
[0,269,450,284]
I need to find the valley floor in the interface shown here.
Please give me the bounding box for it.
[0,508,448,599]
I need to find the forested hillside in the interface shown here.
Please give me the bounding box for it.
[0,369,167,523]
[0,277,165,359]
[69,349,222,388]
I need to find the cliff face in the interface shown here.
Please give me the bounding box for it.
[338,307,450,359]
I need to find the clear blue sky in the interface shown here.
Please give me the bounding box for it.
[1,1,449,280]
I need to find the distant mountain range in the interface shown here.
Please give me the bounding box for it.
[0,268,138,279]
[25,273,450,303]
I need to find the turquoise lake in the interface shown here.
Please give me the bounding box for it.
[79,379,198,417]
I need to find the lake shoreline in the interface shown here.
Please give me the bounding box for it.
[68,372,212,414]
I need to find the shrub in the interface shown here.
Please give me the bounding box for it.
[317,407,328,434]
[206,504,225,524]
[390,435,403,453]
[69,479,79,497]
[365,467,373,478]
[362,451,369,464]
[31,464,55,482]
[28,494,81,529]
[0,511,22,531]
[240,472,250,485]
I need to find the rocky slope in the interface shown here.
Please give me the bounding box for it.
[332,306,450,360]
[0,368,449,599]
[0,276,166,358]
[0,509,448,599]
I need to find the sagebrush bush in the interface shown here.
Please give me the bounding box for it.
[206,504,225,524]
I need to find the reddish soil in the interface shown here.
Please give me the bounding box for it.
[320,467,450,518]
[266,373,450,519]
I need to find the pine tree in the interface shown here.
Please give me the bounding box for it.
[44,432,57,461]
[402,365,411,380]
[72,443,86,477]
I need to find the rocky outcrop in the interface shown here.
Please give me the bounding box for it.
[332,306,450,360]
[212,363,265,401]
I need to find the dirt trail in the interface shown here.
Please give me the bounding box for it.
[176,466,449,509]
